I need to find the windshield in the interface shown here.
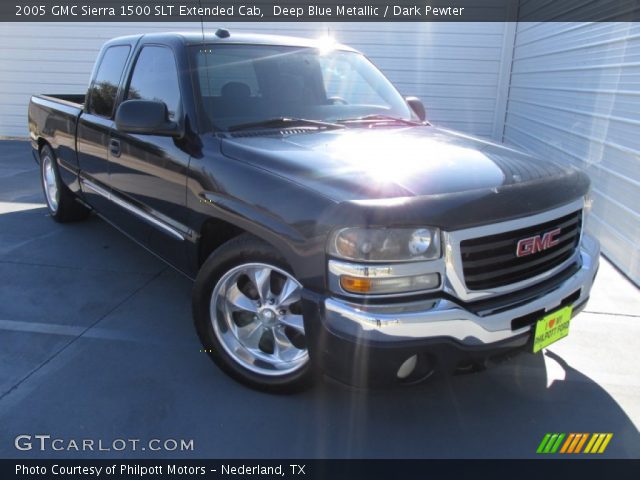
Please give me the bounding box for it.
[190,44,415,131]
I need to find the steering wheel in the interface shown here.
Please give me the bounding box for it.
[328,96,348,105]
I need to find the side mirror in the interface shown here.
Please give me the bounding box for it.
[405,96,426,122]
[115,99,180,136]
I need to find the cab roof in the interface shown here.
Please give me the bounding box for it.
[107,31,358,52]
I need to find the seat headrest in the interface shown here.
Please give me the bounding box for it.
[221,82,250,100]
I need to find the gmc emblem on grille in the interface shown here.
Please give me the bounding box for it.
[516,228,562,257]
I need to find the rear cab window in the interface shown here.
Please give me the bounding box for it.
[87,45,130,118]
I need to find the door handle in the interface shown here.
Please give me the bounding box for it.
[109,138,121,157]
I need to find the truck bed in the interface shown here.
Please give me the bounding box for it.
[28,93,86,172]
[37,93,85,108]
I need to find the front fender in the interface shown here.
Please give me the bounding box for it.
[186,148,337,290]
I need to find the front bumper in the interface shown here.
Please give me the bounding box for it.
[304,233,599,386]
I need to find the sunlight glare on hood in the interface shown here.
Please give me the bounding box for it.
[325,130,492,184]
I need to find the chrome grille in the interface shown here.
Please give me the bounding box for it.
[460,210,582,290]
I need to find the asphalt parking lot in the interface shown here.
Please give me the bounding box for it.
[1,139,639,459]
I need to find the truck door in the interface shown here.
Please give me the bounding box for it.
[109,44,192,271]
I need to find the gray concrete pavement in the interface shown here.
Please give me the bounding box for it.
[0,140,639,459]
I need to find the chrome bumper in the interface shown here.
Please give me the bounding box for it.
[324,233,599,346]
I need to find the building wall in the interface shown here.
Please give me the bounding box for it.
[0,21,511,138]
[503,22,640,284]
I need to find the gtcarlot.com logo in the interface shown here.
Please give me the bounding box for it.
[536,433,613,454]
[15,435,194,452]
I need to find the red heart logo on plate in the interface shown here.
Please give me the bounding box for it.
[549,319,556,328]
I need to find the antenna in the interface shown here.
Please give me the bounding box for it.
[198,0,205,41]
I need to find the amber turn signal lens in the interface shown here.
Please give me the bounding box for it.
[339,273,441,295]
[340,275,372,293]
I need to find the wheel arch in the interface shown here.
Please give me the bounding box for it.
[197,217,246,268]
[36,138,55,165]
[195,214,304,278]
[37,137,50,153]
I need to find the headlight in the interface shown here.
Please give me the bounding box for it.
[328,227,441,262]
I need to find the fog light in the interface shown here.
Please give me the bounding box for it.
[397,355,418,379]
[340,273,440,295]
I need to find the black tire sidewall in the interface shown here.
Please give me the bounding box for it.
[192,234,313,393]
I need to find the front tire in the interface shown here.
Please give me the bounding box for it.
[193,234,313,393]
[39,145,90,222]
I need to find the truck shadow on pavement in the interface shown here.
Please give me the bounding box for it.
[0,206,638,459]
[309,348,640,458]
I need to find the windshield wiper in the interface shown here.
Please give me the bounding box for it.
[227,117,345,132]
[336,114,422,126]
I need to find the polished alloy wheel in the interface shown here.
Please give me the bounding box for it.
[209,263,308,376]
[41,153,59,213]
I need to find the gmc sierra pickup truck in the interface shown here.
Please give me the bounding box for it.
[28,31,599,391]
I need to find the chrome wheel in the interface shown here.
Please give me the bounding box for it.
[210,263,308,376]
[41,154,59,213]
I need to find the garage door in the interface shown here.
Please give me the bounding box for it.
[503,22,640,285]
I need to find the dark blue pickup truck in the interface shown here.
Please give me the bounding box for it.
[28,30,599,391]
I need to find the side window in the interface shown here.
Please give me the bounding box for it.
[126,46,181,121]
[88,45,130,118]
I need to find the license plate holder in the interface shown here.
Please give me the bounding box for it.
[532,305,573,353]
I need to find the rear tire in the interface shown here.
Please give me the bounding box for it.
[39,144,90,222]
[193,234,313,393]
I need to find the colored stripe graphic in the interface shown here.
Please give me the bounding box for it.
[544,434,559,453]
[584,434,598,453]
[560,434,575,453]
[539,433,613,454]
[584,433,613,454]
[598,433,613,453]
[568,433,582,453]
[574,433,589,453]
[537,433,552,453]
[537,433,565,454]
[550,433,565,453]
[592,434,606,452]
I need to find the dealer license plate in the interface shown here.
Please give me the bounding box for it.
[532,305,573,353]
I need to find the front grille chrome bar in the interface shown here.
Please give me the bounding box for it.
[443,198,585,302]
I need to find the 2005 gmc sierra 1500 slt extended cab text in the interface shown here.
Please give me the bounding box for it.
[28,31,600,392]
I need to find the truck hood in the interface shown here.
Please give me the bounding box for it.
[220,126,582,202]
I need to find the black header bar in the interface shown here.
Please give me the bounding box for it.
[3,0,640,22]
